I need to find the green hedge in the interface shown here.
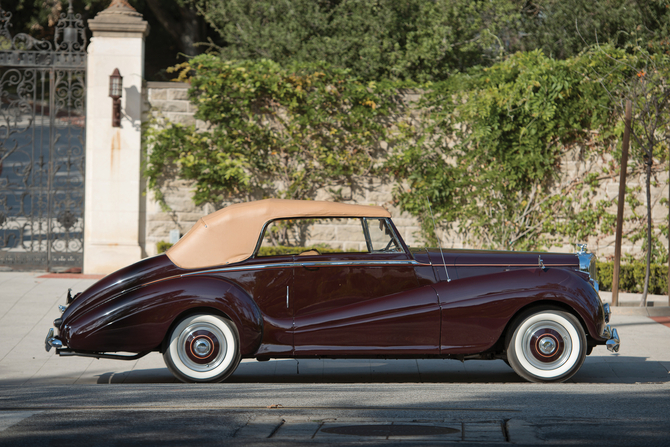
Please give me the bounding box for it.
[157,241,173,254]
[597,261,668,295]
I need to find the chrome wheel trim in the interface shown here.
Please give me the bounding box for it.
[538,336,557,355]
[168,315,236,380]
[520,321,571,371]
[514,312,581,379]
[177,322,226,372]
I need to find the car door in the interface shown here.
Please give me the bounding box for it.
[221,255,294,357]
[291,217,441,356]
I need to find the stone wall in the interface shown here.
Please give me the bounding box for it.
[142,82,670,260]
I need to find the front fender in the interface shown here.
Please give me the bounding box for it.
[61,276,263,355]
[434,267,604,354]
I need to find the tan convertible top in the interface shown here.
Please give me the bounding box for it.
[166,198,391,269]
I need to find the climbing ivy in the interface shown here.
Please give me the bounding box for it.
[145,47,668,259]
[386,48,633,250]
[145,55,409,208]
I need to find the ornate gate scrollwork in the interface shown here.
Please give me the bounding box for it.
[0,1,86,271]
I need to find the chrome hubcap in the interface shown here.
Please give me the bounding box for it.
[176,323,227,372]
[194,339,212,357]
[522,322,571,370]
[538,337,557,355]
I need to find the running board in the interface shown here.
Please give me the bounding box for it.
[57,349,151,361]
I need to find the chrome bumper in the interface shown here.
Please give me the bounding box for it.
[602,324,620,353]
[44,327,63,352]
[603,303,611,323]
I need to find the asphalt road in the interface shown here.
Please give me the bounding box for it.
[1,383,669,446]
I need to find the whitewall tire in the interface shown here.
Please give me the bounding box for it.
[506,309,586,383]
[164,314,241,383]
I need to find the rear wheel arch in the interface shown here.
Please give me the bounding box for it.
[154,276,264,356]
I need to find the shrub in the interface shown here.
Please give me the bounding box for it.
[597,261,668,295]
[157,241,174,254]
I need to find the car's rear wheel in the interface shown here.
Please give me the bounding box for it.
[506,308,586,383]
[164,313,241,383]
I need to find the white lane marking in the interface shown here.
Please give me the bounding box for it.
[0,411,41,432]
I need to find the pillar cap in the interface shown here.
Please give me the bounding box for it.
[89,0,149,38]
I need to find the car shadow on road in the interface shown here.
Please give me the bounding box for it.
[95,357,670,384]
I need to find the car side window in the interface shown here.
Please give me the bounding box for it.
[364,218,402,253]
[256,218,369,257]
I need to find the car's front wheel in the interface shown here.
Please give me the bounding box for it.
[164,313,241,383]
[506,308,586,383]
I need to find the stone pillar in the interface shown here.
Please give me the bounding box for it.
[84,1,149,274]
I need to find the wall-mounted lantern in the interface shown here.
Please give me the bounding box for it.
[109,68,123,127]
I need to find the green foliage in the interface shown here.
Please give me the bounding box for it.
[156,240,173,253]
[597,261,668,295]
[192,0,521,82]
[145,55,407,207]
[515,0,670,60]
[191,0,670,82]
[387,49,625,250]
[1,1,215,79]
[257,245,359,256]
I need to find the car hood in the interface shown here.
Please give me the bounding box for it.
[411,247,579,268]
[62,254,184,323]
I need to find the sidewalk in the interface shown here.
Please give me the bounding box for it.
[599,291,670,316]
[0,271,669,385]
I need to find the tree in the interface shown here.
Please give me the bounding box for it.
[603,45,670,306]
[0,0,216,79]
[514,0,670,59]
[191,0,524,82]
[191,0,670,82]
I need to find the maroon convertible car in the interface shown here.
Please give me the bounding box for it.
[45,199,619,383]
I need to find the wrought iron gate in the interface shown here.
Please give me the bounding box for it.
[0,2,86,272]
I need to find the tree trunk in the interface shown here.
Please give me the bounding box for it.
[641,158,653,306]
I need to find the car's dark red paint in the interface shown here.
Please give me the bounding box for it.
[60,247,602,357]
[47,202,617,383]
[62,273,263,355]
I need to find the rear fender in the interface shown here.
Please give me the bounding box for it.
[62,276,263,355]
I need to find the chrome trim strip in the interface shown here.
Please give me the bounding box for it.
[428,263,575,268]
[179,259,421,278]
[296,260,420,268]
[177,259,581,280]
